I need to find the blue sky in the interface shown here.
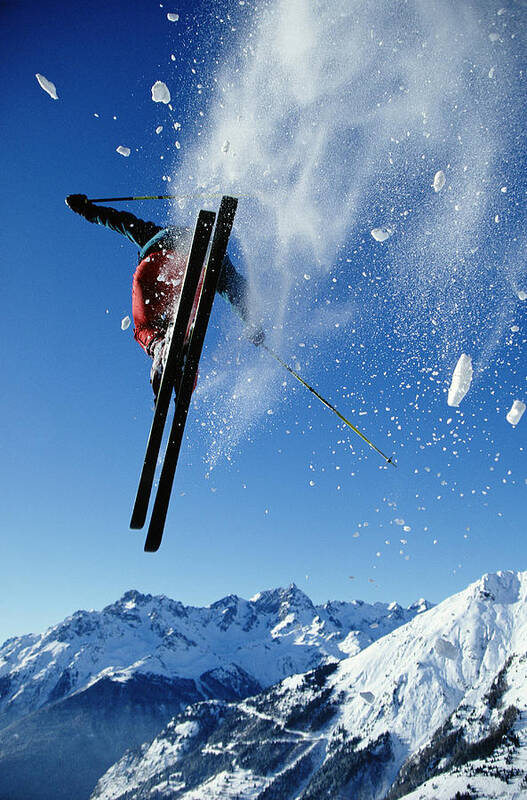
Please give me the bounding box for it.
[1,0,526,645]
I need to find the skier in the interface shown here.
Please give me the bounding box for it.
[65,193,263,395]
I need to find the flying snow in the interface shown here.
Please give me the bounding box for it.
[432,170,446,192]
[506,400,525,427]
[151,81,171,104]
[35,73,58,100]
[121,316,131,331]
[447,354,473,407]
[167,13,179,22]
[169,0,527,516]
[116,146,131,157]
[371,227,393,243]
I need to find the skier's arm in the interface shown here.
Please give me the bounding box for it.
[218,254,265,346]
[65,194,161,249]
[217,254,249,317]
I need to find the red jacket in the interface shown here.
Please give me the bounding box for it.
[132,250,204,354]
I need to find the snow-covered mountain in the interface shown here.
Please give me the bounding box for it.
[0,584,427,800]
[90,571,527,800]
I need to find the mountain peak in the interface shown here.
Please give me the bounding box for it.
[407,597,433,613]
[102,590,153,616]
[249,583,314,617]
[279,582,311,603]
[119,589,152,606]
[209,593,241,610]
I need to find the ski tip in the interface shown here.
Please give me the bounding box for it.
[130,507,147,529]
[130,513,145,530]
[386,457,397,468]
[144,537,161,553]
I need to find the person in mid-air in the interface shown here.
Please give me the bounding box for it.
[65,194,263,396]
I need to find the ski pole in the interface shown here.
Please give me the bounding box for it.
[87,193,247,203]
[88,194,183,202]
[262,344,396,467]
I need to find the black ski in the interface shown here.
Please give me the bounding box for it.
[144,195,238,552]
[130,209,216,530]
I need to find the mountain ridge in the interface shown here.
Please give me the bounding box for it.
[0,583,430,724]
[89,570,527,800]
[0,582,430,800]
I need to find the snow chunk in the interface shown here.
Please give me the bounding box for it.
[360,691,375,703]
[121,315,131,331]
[222,139,230,154]
[35,73,58,100]
[432,170,446,192]
[116,146,131,157]
[517,290,527,301]
[506,400,525,427]
[447,354,473,407]
[371,227,392,242]
[151,81,171,104]
[167,13,179,22]
[434,637,458,660]
[155,125,163,134]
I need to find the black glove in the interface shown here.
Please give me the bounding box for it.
[65,194,89,213]
[244,324,265,347]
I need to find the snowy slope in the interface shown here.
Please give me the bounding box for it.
[90,571,527,800]
[0,585,427,800]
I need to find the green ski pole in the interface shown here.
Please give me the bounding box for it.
[262,344,396,467]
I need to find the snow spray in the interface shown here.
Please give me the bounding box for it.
[172,0,527,457]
